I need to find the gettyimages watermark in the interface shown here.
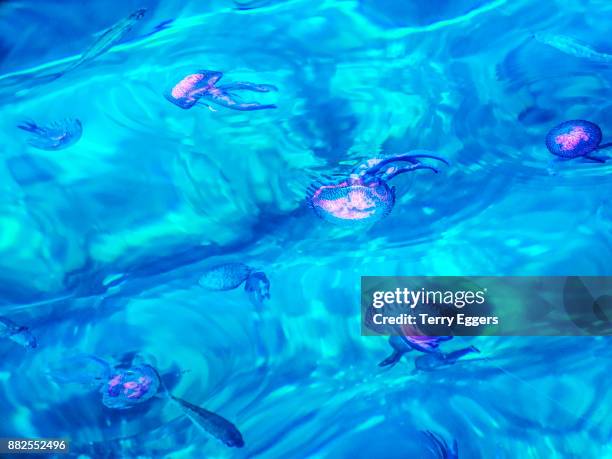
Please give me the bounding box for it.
[361,276,612,336]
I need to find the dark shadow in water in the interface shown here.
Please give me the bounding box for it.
[563,277,612,335]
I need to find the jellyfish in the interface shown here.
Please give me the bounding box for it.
[378,334,453,368]
[545,120,612,162]
[307,152,448,226]
[422,431,458,459]
[198,262,270,307]
[46,355,153,406]
[165,70,277,111]
[0,316,37,349]
[17,118,82,150]
[413,346,480,372]
[48,355,244,448]
[102,365,160,409]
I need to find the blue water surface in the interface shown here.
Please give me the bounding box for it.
[0,0,611,457]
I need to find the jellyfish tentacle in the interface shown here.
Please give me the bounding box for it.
[17,121,43,134]
[587,142,612,162]
[442,345,480,363]
[192,86,215,98]
[204,89,276,111]
[378,350,404,367]
[244,271,270,307]
[394,153,450,165]
[582,155,607,163]
[595,142,612,151]
[207,99,276,111]
[384,164,441,179]
[364,152,448,179]
[218,82,277,92]
[422,431,449,458]
[167,70,276,111]
[194,70,224,86]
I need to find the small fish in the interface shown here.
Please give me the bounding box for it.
[534,32,612,63]
[17,118,82,150]
[170,395,245,448]
[61,8,146,75]
[145,365,245,449]
[0,316,37,349]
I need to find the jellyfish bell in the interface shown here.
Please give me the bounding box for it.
[101,365,160,409]
[307,152,448,226]
[164,70,223,109]
[198,262,252,291]
[545,119,603,159]
[307,176,396,226]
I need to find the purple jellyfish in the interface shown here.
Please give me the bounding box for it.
[17,118,82,150]
[165,70,277,111]
[307,152,448,226]
[545,120,612,162]
[102,365,160,409]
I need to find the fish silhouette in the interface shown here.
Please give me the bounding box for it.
[534,32,612,63]
[151,366,245,448]
[169,395,245,448]
[57,8,146,78]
